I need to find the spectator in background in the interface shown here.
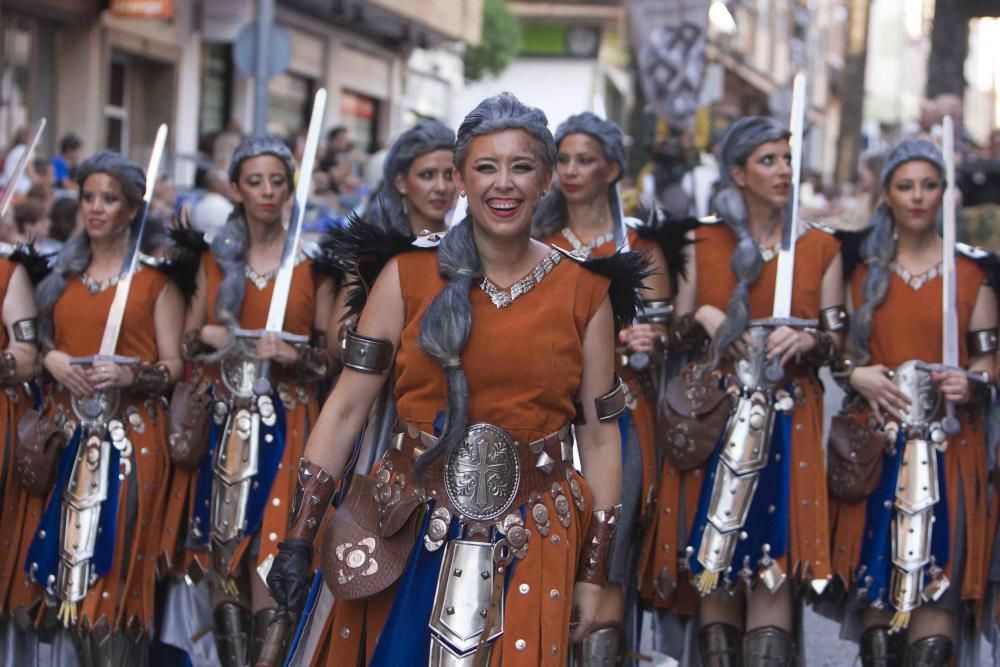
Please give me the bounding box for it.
[49,195,79,243]
[51,133,82,189]
[151,174,177,223]
[190,168,233,241]
[1,126,38,198]
[12,198,61,254]
[325,125,350,158]
[29,161,55,210]
[363,139,388,190]
[212,119,244,170]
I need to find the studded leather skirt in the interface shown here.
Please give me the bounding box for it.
[313,419,595,666]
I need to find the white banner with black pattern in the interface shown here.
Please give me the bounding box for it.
[629,0,710,125]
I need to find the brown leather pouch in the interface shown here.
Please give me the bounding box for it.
[827,410,885,503]
[15,409,67,496]
[658,363,732,470]
[321,474,425,601]
[167,381,213,470]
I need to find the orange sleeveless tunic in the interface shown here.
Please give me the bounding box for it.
[542,229,662,518]
[0,259,38,615]
[640,223,840,611]
[828,256,991,604]
[312,247,611,666]
[162,251,322,577]
[6,266,171,633]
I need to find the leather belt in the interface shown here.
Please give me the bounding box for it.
[385,419,574,524]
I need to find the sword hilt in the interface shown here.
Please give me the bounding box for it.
[69,354,141,367]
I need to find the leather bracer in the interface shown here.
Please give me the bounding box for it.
[131,362,171,396]
[286,458,339,544]
[577,504,622,586]
[289,345,331,383]
[0,351,16,384]
[181,329,213,361]
[668,313,708,354]
[799,330,838,368]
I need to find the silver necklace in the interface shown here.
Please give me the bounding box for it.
[890,260,943,290]
[479,248,562,309]
[561,227,613,259]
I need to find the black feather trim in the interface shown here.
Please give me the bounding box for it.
[629,207,701,288]
[958,243,1000,296]
[319,215,424,318]
[305,238,345,285]
[157,227,209,302]
[7,244,52,285]
[557,248,652,330]
[834,227,872,282]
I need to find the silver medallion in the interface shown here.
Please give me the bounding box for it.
[444,424,520,521]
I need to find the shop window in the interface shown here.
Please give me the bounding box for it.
[341,90,379,154]
[105,56,130,154]
[199,43,233,138]
[269,72,314,140]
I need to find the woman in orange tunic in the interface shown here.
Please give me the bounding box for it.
[533,112,671,661]
[640,117,844,664]
[171,136,336,666]
[0,251,42,617]
[264,93,635,666]
[7,151,184,664]
[826,138,998,666]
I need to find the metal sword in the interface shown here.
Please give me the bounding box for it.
[69,124,169,421]
[940,115,962,435]
[241,88,327,398]
[0,118,46,219]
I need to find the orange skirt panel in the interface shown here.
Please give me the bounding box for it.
[311,472,593,666]
[0,387,36,615]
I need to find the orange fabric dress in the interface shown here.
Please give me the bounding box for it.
[828,256,991,608]
[162,251,322,578]
[0,259,39,616]
[7,266,171,633]
[640,223,839,612]
[310,246,612,666]
[542,229,662,519]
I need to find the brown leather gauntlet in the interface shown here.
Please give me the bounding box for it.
[131,362,171,396]
[181,329,213,361]
[286,458,339,543]
[577,504,622,586]
[799,330,838,368]
[0,351,17,384]
[289,345,331,383]
[668,314,707,354]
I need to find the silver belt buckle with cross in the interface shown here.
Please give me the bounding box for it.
[444,423,520,521]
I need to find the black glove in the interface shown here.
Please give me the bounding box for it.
[266,538,314,612]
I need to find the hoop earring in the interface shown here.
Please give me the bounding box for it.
[402,198,409,215]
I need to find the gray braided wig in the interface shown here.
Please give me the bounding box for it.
[212,135,296,331]
[413,93,555,479]
[368,120,455,237]
[705,116,791,371]
[533,112,627,246]
[36,151,147,350]
[846,138,946,363]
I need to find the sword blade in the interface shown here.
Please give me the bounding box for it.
[941,115,959,368]
[98,123,169,356]
[772,73,807,319]
[264,88,327,333]
[0,118,46,219]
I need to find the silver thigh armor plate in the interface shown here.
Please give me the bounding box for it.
[698,391,778,583]
[211,407,261,551]
[444,424,520,522]
[429,539,506,664]
[58,435,110,603]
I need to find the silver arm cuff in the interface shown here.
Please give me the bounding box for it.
[341,328,394,374]
[967,328,999,355]
[639,299,674,325]
[12,317,37,343]
[818,306,848,333]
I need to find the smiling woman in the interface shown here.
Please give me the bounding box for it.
[264,93,648,666]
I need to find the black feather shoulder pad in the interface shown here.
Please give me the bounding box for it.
[628,207,701,287]
[833,227,872,282]
[320,216,437,317]
[5,243,52,285]
[553,246,652,330]
[958,243,1000,296]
